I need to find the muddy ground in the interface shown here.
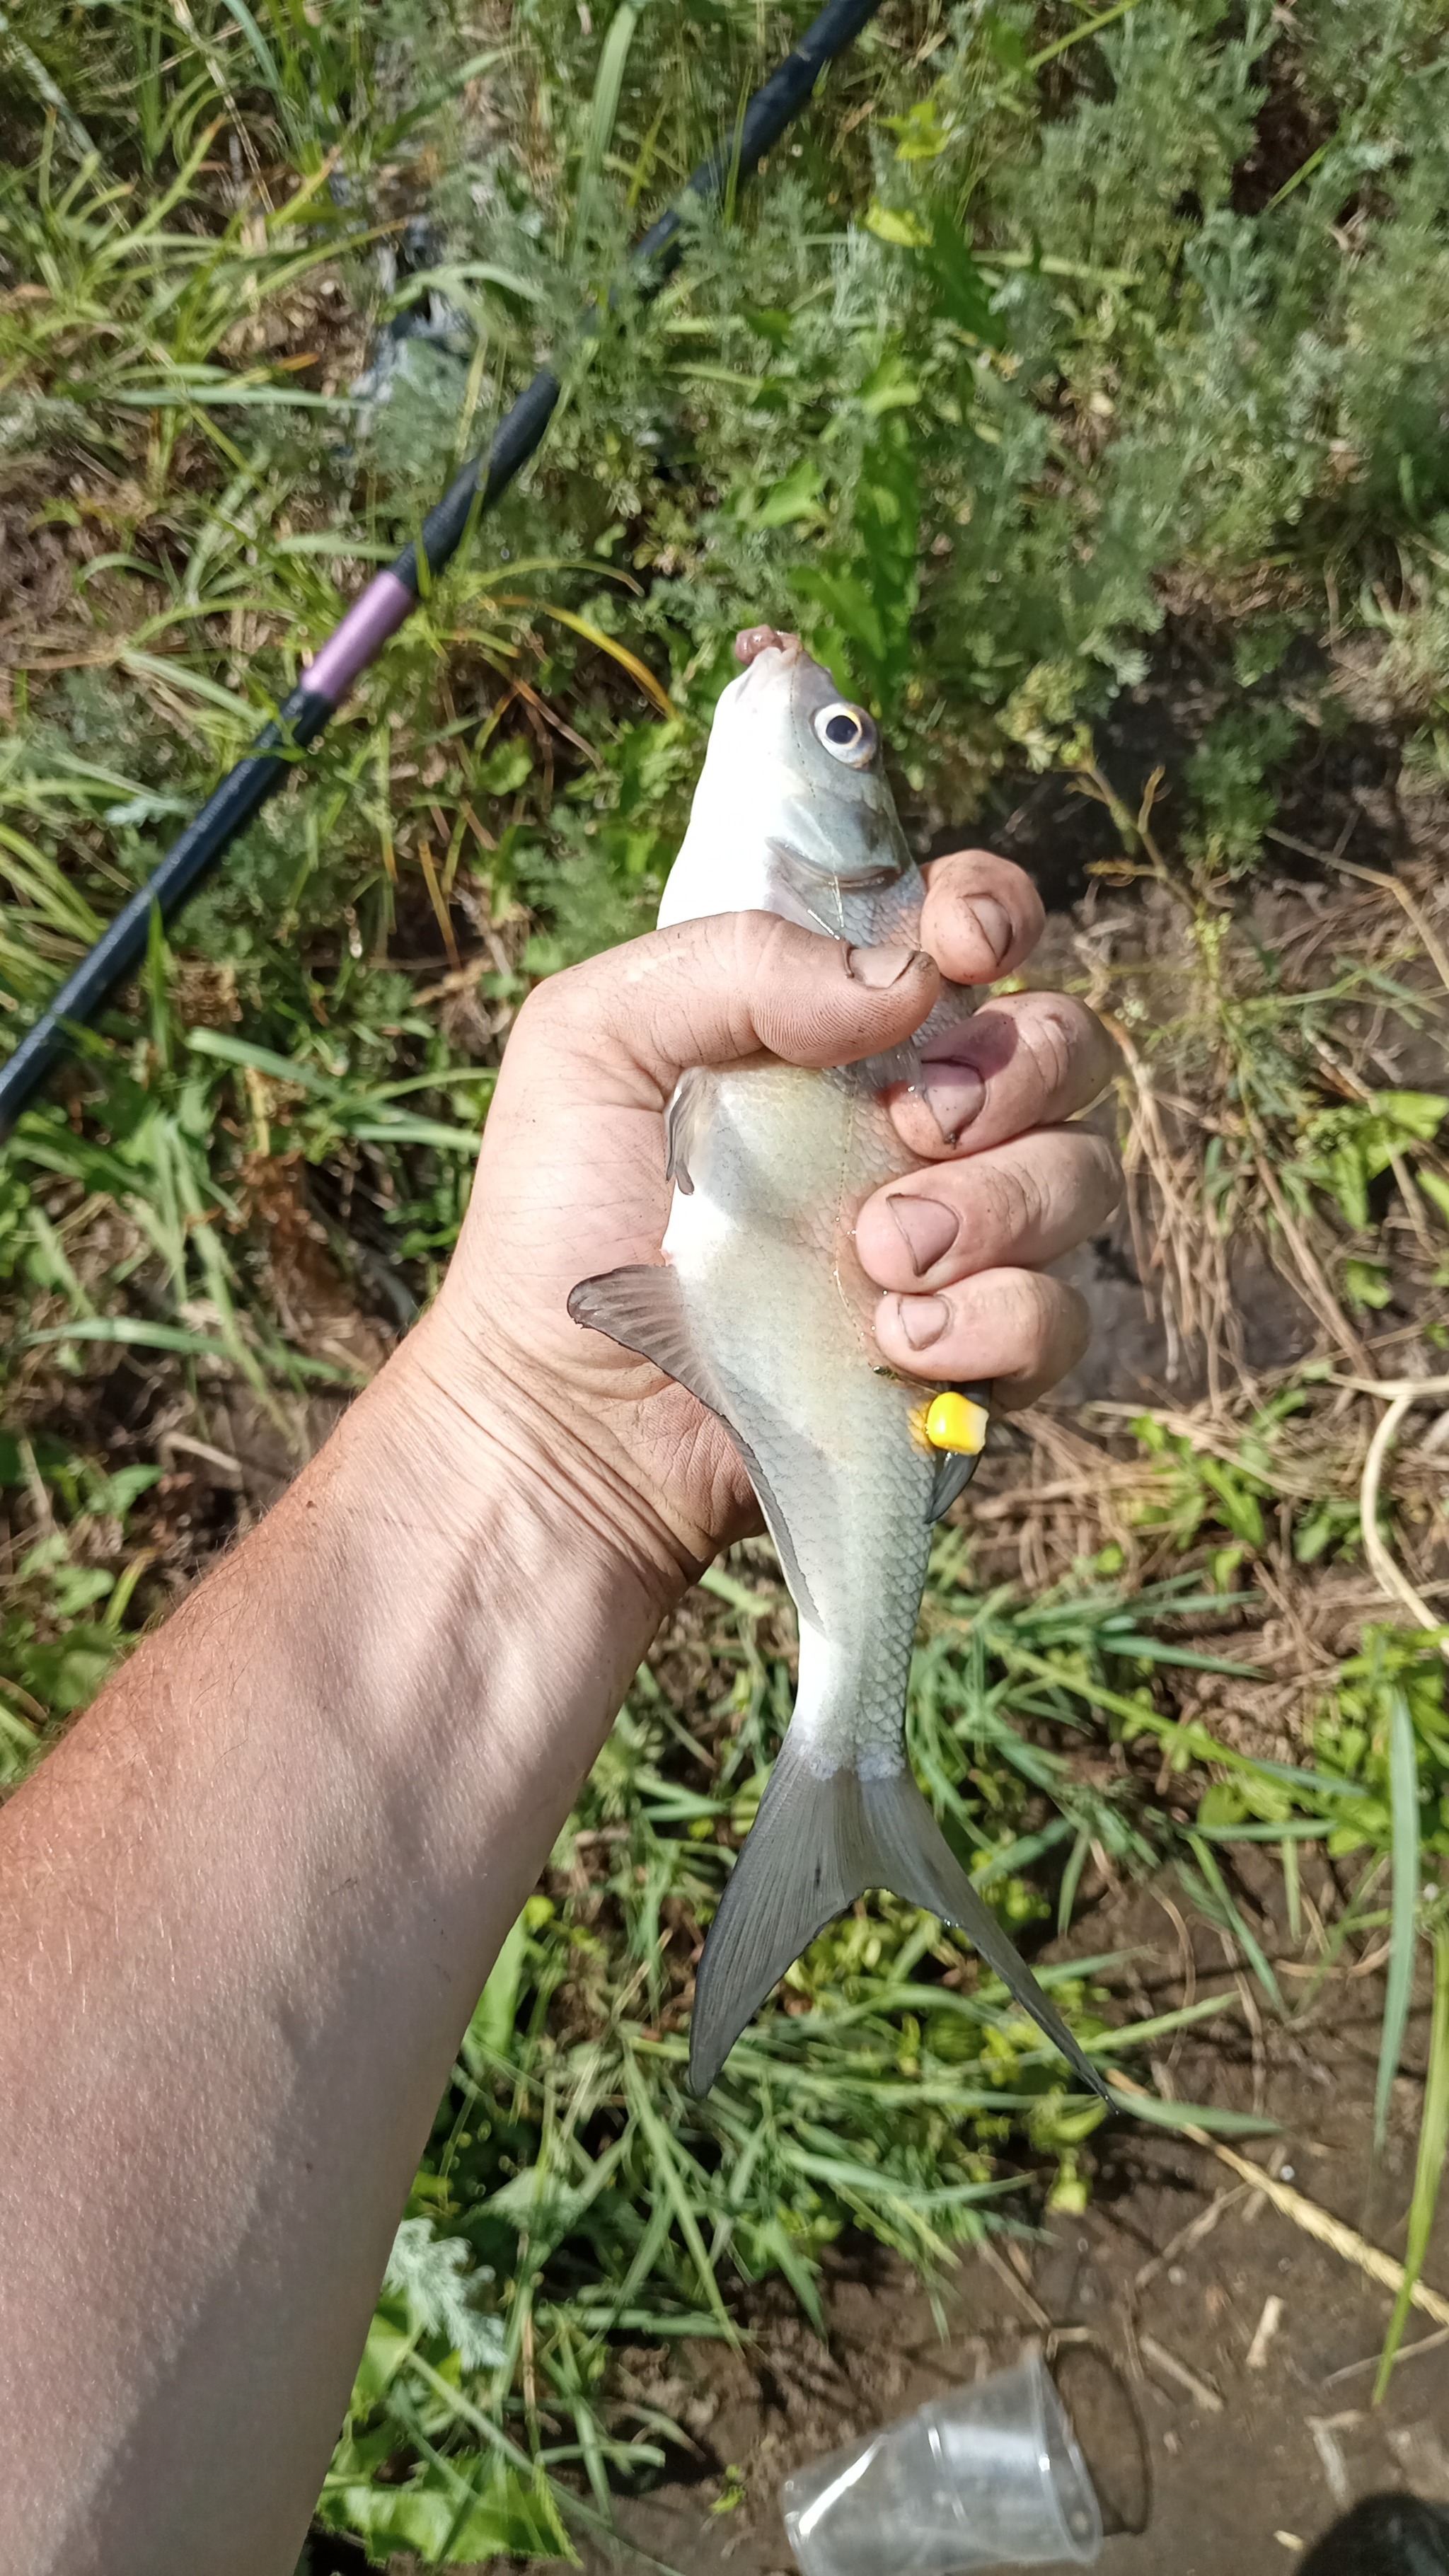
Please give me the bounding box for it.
[576,1877,1449,2576]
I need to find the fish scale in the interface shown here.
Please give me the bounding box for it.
[568,631,1110,2105]
[672,1057,933,1784]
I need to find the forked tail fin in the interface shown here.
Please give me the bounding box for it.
[688,1736,1110,2102]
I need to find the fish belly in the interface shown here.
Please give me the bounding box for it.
[666,1056,1112,2105]
[663,1061,935,1779]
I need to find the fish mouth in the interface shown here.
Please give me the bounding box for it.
[734,624,802,666]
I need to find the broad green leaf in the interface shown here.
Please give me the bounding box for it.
[467,1910,529,2064]
[865,201,931,248]
[747,456,826,529]
[884,97,952,161]
[318,2453,570,2562]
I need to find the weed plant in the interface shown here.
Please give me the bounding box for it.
[6,0,1449,2555]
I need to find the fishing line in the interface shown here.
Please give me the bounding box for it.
[0,0,885,1139]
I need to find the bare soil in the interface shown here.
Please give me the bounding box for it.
[577,1878,1449,2576]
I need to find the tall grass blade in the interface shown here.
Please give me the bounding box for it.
[574,0,642,255]
[214,0,284,100]
[1281,1836,1303,1945]
[0,8,96,154]
[1375,1923,1449,2401]
[1102,2089,1279,2137]
[620,2052,735,2340]
[495,598,674,715]
[1184,1834,1283,2014]
[1375,1684,1421,2156]
[1294,1857,1389,2018]
[1058,1825,1090,1935]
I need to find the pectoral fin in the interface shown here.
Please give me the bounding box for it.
[567,1264,823,1626]
[689,1735,1109,2103]
[569,1264,715,1405]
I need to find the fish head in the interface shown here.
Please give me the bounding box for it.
[657,628,913,932]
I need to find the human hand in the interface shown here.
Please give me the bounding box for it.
[414,852,1119,1594]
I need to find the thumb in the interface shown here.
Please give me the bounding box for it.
[513,911,939,1106]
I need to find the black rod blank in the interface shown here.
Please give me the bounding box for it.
[0,0,884,1140]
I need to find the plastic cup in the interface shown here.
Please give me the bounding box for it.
[780,2348,1103,2576]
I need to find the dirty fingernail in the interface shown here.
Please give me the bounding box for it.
[896,1293,950,1351]
[920,1060,986,1141]
[964,895,1013,969]
[887,1194,958,1275]
[845,942,924,988]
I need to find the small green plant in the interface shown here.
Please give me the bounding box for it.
[1291,1091,1449,1235]
[1131,1411,1274,1563]
[0,1433,162,1778]
[1126,1396,1358,1586]
[1185,702,1302,879]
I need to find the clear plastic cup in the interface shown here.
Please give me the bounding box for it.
[780,2348,1102,2576]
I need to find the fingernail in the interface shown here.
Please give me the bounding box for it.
[920,1060,986,1143]
[887,1194,958,1275]
[896,1293,950,1351]
[845,942,923,988]
[965,895,1012,969]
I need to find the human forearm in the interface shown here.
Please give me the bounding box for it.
[0,1322,679,2576]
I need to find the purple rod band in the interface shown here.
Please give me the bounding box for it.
[303,570,416,706]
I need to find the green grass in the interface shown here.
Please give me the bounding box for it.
[7,0,1449,2555]
[311,1549,1277,2562]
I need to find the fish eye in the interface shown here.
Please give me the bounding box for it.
[812,702,878,768]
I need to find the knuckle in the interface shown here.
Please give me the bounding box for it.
[974,1158,1041,1249]
[728,910,809,1028]
[510,969,570,1045]
[1020,998,1082,1097]
[1059,1143,1100,1220]
[976,1267,1056,1353]
[509,981,547,1041]
[732,907,793,976]
[1058,1283,1093,1366]
[1077,1130,1123,1216]
[1015,1270,1061,1350]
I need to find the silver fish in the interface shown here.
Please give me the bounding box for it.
[570,630,1107,2103]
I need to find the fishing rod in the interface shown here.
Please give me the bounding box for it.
[0,0,885,1141]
